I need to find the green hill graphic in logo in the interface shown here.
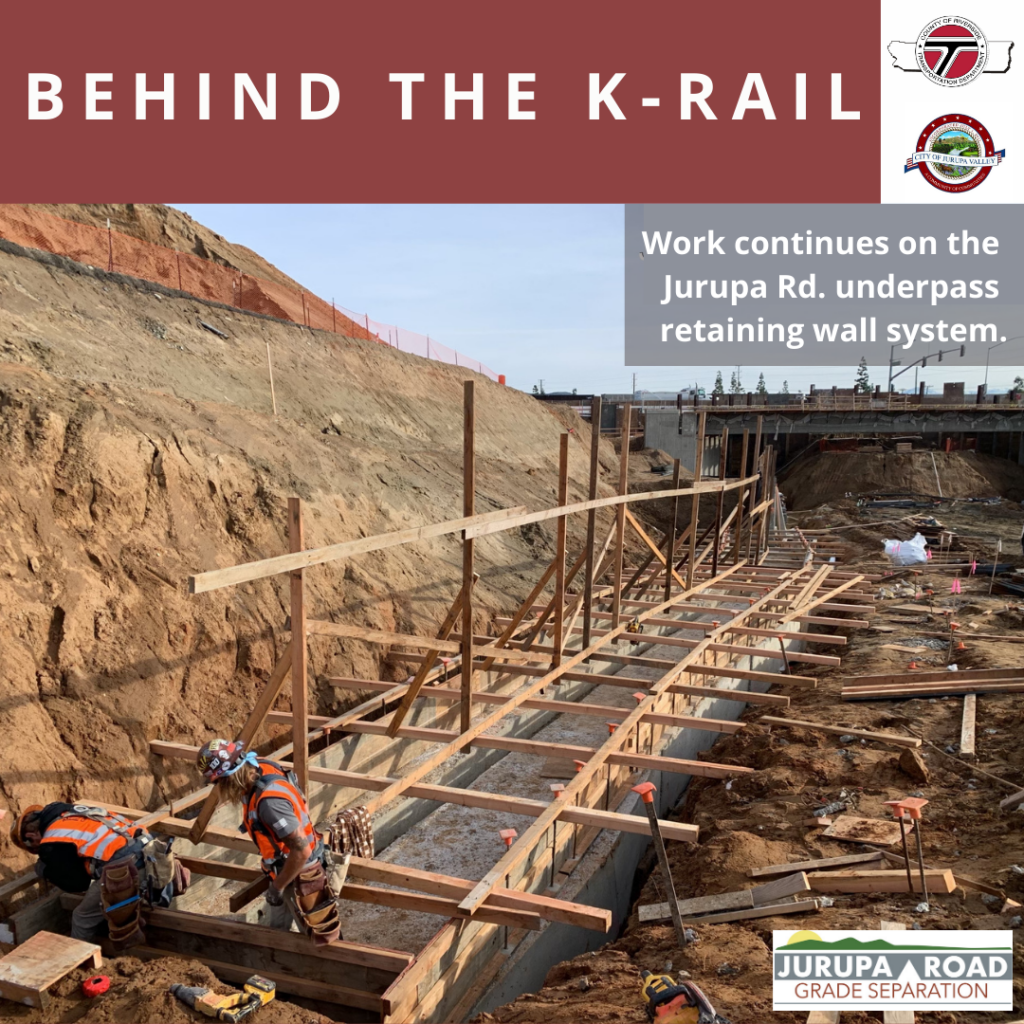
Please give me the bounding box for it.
[779,931,1009,952]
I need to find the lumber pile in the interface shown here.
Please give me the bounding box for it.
[842,666,1024,701]
[806,869,955,895]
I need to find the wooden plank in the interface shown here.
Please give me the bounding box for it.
[387,574,477,737]
[880,920,915,1024]
[164,855,611,933]
[806,1012,841,1024]
[960,693,977,756]
[760,716,921,748]
[610,403,631,628]
[1000,788,1024,811]
[288,497,309,797]
[665,458,682,602]
[133,946,383,1014]
[188,504,528,594]
[807,869,954,894]
[189,640,293,843]
[686,412,706,588]
[0,931,101,1009]
[461,379,476,737]
[141,904,413,973]
[679,899,821,926]
[625,509,687,592]
[844,681,1024,701]
[582,395,602,649]
[0,872,41,906]
[7,893,66,946]
[343,882,543,931]
[463,474,757,541]
[552,432,570,664]
[844,666,1024,687]
[821,817,903,847]
[749,852,883,878]
[638,872,809,923]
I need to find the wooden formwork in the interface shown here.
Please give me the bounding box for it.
[1,402,876,1021]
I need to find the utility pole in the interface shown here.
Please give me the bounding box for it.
[631,372,637,398]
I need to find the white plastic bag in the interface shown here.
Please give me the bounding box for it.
[883,532,929,565]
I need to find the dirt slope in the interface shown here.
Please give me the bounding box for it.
[27,204,303,290]
[0,226,628,881]
[780,450,1024,510]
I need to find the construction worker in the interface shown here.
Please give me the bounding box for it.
[9,803,185,946]
[197,739,341,945]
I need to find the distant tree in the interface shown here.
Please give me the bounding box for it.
[532,384,539,395]
[756,372,768,395]
[572,387,577,395]
[712,371,725,396]
[781,380,790,394]
[854,357,872,395]
[1014,375,1024,390]
[729,367,744,394]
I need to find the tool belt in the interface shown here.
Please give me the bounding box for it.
[100,856,146,949]
[142,835,191,908]
[286,855,342,946]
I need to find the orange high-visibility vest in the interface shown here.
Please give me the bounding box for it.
[243,760,318,878]
[39,809,136,864]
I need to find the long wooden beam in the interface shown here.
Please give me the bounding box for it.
[189,504,528,594]
[462,474,757,541]
[327,673,792,707]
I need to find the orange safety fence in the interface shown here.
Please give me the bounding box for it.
[0,206,501,382]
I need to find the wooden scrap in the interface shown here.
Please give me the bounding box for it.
[999,788,1024,812]
[807,869,955,895]
[0,931,101,1009]
[881,644,928,654]
[639,872,809,923]
[675,899,821,926]
[749,851,883,878]
[804,817,832,827]
[820,816,903,847]
[760,716,921,749]
[960,694,976,756]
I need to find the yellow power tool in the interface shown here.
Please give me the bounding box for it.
[639,971,729,1024]
[169,975,276,1022]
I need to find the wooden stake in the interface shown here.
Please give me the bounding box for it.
[552,433,570,666]
[386,574,478,737]
[664,459,681,603]
[583,396,602,650]
[686,412,706,588]
[461,381,476,741]
[288,498,309,797]
[266,343,277,417]
[611,403,631,627]
[732,429,749,564]
[712,428,728,575]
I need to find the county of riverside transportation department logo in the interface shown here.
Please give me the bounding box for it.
[905,114,1005,193]
[888,17,1014,84]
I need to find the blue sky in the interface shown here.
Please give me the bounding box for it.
[173,204,1021,396]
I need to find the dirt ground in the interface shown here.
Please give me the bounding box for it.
[480,564,1024,1024]
[0,955,334,1024]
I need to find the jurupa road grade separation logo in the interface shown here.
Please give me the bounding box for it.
[773,929,1013,1012]
[905,114,1005,193]
[889,17,1014,85]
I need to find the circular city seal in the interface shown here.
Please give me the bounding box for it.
[907,114,1002,193]
[915,17,988,86]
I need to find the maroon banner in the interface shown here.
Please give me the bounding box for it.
[1,1,881,202]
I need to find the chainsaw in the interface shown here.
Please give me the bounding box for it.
[640,970,730,1024]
